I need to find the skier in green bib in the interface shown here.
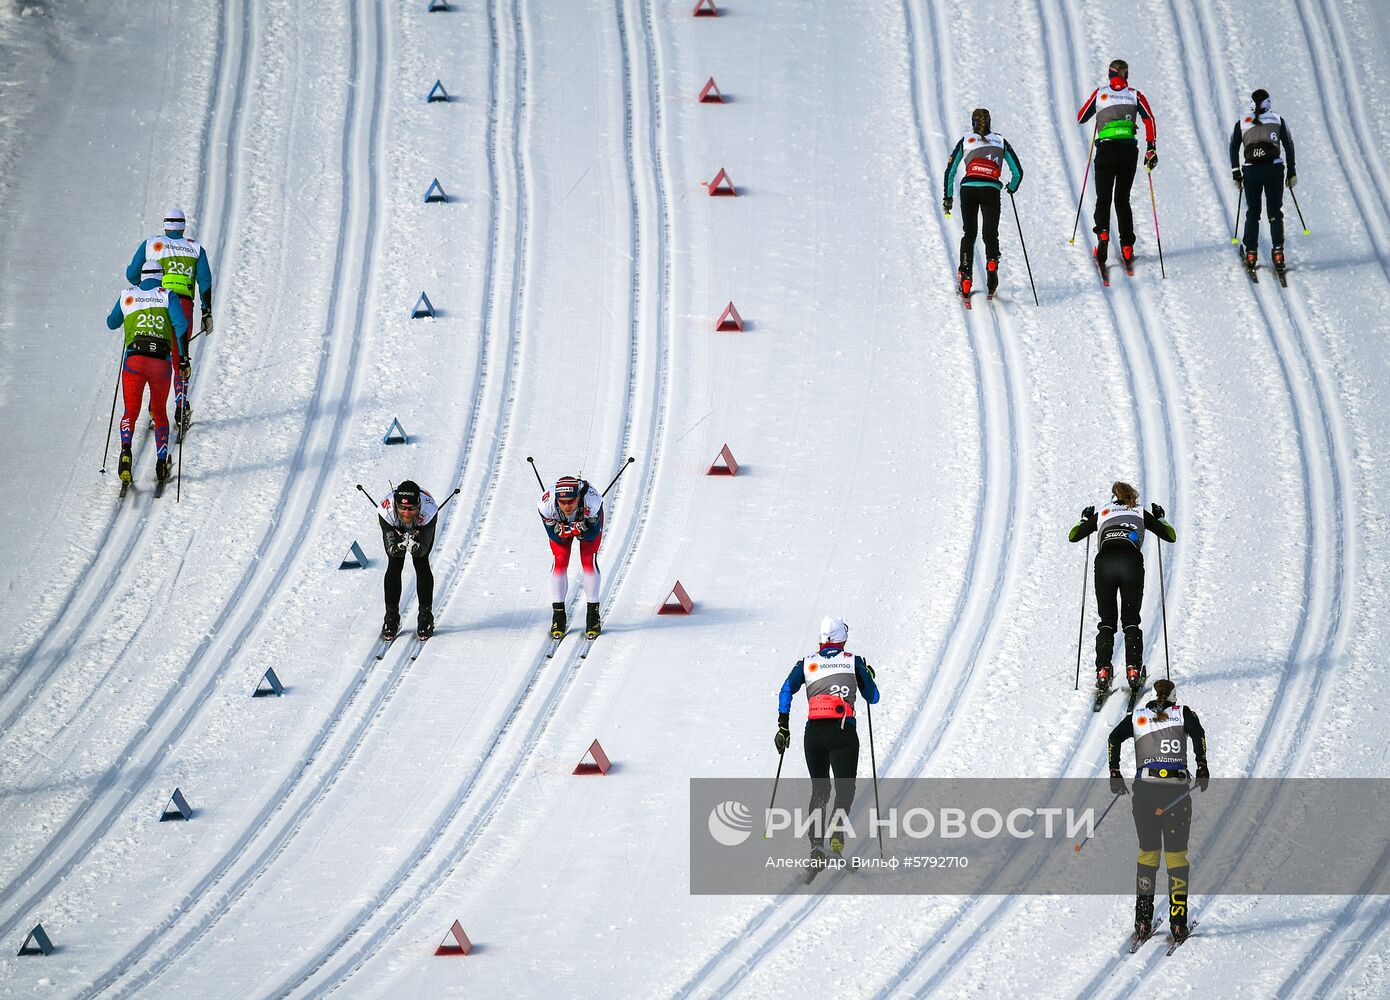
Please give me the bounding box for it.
[127,208,215,433]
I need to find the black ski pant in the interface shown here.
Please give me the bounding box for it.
[958,184,1002,273]
[1241,162,1286,253]
[1092,140,1139,249]
[805,719,860,847]
[382,519,437,613]
[1132,780,1192,927]
[1094,544,1144,669]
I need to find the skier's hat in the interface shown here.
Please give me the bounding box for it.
[140,258,164,282]
[819,615,849,645]
[394,480,422,511]
[164,208,187,233]
[554,476,583,503]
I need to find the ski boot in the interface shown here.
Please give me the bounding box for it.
[1121,243,1135,272]
[585,602,602,640]
[155,454,172,484]
[550,602,567,639]
[1169,918,1190,944]
[1125,664,1144,692]
[416,607,435,641]
[1272,246,1287,273]
[957,264,972,299]
[1095,664,1113,692]
[1093,229,1110,263]
[381,609,401,643]
[1243,247,1258,272]
[118,445,133,485]
[985,257,999,296]
[175,398,193,433]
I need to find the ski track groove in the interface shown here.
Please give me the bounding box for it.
[83,1,409,992]
[1061,2,1349,996]
[871,0,1178,992]
[281,0,674,992]
[672,0,1033,990]
[0,0,250,751]
[0,0,260,928]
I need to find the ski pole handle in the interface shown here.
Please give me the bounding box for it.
[526,456,545,490]
[436,486,462,512]
[356,483,382,509]
[602,456,635,497]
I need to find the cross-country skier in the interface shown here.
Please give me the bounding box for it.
[1068,482,1176,694]
[1076,59,1157,268]
[378,481,439,641]
[1107,678,1209,945]
[105,258,190,488]
[538,476,604,640]
[126,209,215,433]
[1230,88,1297,276]
[774,616,879,872]
[942,107,1024,298]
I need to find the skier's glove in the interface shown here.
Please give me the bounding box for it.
[1195,762,1210,793]
[409,534,422,556]
[1231,167,1243,189]
[1144,142,1158,171]
[1286,171,1297,189]
[1151,502,1165,519]
[774,713,791,754]
[942,196,953,216]
[386,531,407,556]
[1081,505,1096,520]
[178,359,191,383]
[1006,181,1020,196]
[201,306,214,335]
[1109,768,1129,796]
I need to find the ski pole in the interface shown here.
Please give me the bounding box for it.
[1069,119,1099,245]
[601,456,635,497]
[356,483,382,509]
[525,456,545,489]
[764,750,785,839]
[867,697,883,859]
[1075,534,1090,691]
[1155,505,1172,682]
[99,355,121,474]
[436,486,462,512]
[1155,786,1193,816]
[1147,169,1167,279]
[176,416,184,502]
[1007,190,1040,307]
[1288,184,1310,235]
[1074,789,1124,852]
[1231,186,1243,245]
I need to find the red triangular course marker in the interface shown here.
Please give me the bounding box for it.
[573,739,612,775]
[693,0,718,16]
[708,444,739,476]
[659,581,694,615]
[698,77,724,103]
[715,301,743,332]
[706,167,736,196]
[434,920,472,956]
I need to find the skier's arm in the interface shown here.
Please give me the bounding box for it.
[1143,508,1176,543]
[942,138,964,201]
[1183,706,1208,764]
[379,515,407,555]
[1107,716,1135,770]
[1076,88,1099,125]
[1136,90,1157,144]
[778,661,807,714]
[1068,510,1097,543]
[1280,118,1296,176]
[1002,139,1024,195]
[106,300,124,330]
[196,248,214,307]
[855,657,879,704]
[125,242,146,286]
[1229,122,1243,170]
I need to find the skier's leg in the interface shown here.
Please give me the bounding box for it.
[804,721,832,848]
[579,532,603,602]
[383,554,405,615]
[173,295,193,411]
[412,520,437,611]
[1120,550,1145,669]
[146,360,172,460]
[1132,784,1161,931]
[549,537,572,602]
[1092,145,1117,248]
[1113,143,1139,248]
[1268,165,1286,248]
[827,727,860,847]
[982,188,1002,261]
[1243,166,1266,254]
[959,188,980,274]
[119,356,144,448]
[1162,795,1193,931]
[1094,551,1120,669]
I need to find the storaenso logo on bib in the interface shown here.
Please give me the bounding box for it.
[707,801,753,846]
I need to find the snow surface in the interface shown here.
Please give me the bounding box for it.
[0,0,1387,996]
